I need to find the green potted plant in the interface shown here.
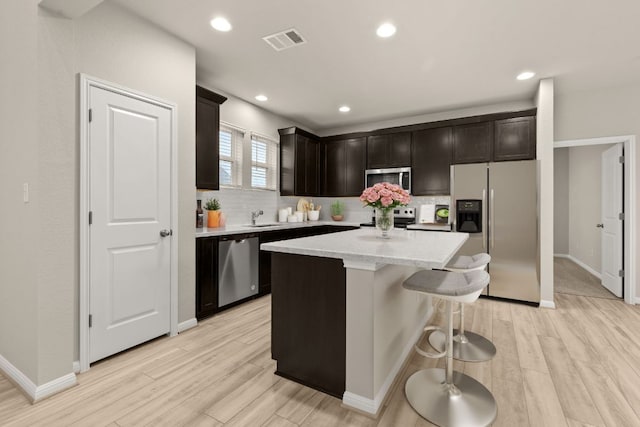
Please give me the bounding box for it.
[330,200,344,221]
[204,198,221,228]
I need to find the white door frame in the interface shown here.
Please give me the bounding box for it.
[79,74,179,372]
[554,135,636,305]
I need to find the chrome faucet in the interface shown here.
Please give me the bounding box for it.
[251,210,264,225]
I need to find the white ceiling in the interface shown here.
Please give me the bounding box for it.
[114,0,640,132]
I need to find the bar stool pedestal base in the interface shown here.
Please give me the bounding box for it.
[405,368,497,427]
[429,329,497,362]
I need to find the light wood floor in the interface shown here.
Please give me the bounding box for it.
[3,292,640,426]
[554,257,618,300]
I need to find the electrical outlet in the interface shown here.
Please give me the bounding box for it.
[23,183,29,203]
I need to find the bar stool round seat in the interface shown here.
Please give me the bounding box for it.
[403,268,497,427]
[429,253,497,363]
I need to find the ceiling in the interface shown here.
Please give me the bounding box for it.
[114,0,640,132]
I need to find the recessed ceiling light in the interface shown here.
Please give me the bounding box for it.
[376,23,396,38]
[210,17,232,32]
[339,106,351,113]
[255,94,268,102]
[516,71,535,80]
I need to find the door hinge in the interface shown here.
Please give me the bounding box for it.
[619,212,625,220]
[89,314,93,328]
[619,269,625,278]
[88,109,92,123]
[88,211,93,225]
[619,155,625,164]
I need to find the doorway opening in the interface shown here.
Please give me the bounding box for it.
[554,135,636,304]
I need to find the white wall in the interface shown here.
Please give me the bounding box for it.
[554,148,569,254]
[536,79,555,306]
[195,85,308,225]
[555,83,640,299]
[318,100,535,137]
[73,2,197,333]
[1,0,197,386]
[0,0,40,384]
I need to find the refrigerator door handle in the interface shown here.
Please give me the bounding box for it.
[490,188,495,249]
[482,189,487,249]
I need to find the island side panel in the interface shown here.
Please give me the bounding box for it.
[344,263,432,415]
[271,252,346,398]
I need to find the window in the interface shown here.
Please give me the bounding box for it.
[219,123,243,187]
[251,133,278,190]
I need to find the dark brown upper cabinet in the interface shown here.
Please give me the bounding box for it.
[452,122,493,164]
[493,116,536,162]
[279,128,320,196]
[366,132,411,169]
[196,86,227,190]
[411,127,452,196]
[323,137,366,196]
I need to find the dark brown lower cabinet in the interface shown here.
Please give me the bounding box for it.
[196,236,218,320]
[258,225,358,295]
[196,226,358,321]
[271,252,346,398]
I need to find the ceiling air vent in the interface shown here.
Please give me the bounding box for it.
[263,28,307,51]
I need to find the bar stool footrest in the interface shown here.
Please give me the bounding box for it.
[428,329,497,362]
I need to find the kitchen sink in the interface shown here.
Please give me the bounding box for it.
[244,223,279,228]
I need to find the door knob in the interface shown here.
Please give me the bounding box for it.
[160,229,173,237]
[596,224,604,228]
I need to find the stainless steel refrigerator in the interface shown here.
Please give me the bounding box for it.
[451,160,539,303]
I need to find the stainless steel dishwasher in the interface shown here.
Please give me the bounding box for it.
[218,233,259,308]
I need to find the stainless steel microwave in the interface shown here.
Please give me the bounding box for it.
[365,167,411,194]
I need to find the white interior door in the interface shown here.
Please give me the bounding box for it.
[601,143,624,297]
[89,85,172,363]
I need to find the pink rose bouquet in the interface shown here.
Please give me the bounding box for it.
[359,182,411,209]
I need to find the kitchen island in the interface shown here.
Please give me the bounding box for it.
[261,228,468,416]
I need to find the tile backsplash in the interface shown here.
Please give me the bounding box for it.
[198,188,279,225]
[197,188,450,226]
[279,195,451,224]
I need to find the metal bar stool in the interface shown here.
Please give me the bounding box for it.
[403,268,497,427]
[429,253,496,362]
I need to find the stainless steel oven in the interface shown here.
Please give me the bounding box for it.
[365,167,411,194]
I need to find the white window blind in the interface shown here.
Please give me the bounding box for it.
[251,133,278,190]
[219,123,244,187]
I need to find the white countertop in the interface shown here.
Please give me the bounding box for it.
[195,220,361,238]
[261,228,468,270]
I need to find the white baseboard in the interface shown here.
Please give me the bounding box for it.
[539,299,556,309]
[73,361,80,374]
[556,254,602,280]
[33,373,77,402]
[634,297,640,305]
[178,318,197,333]
[0,353,76,402]
[342,306,433,415]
